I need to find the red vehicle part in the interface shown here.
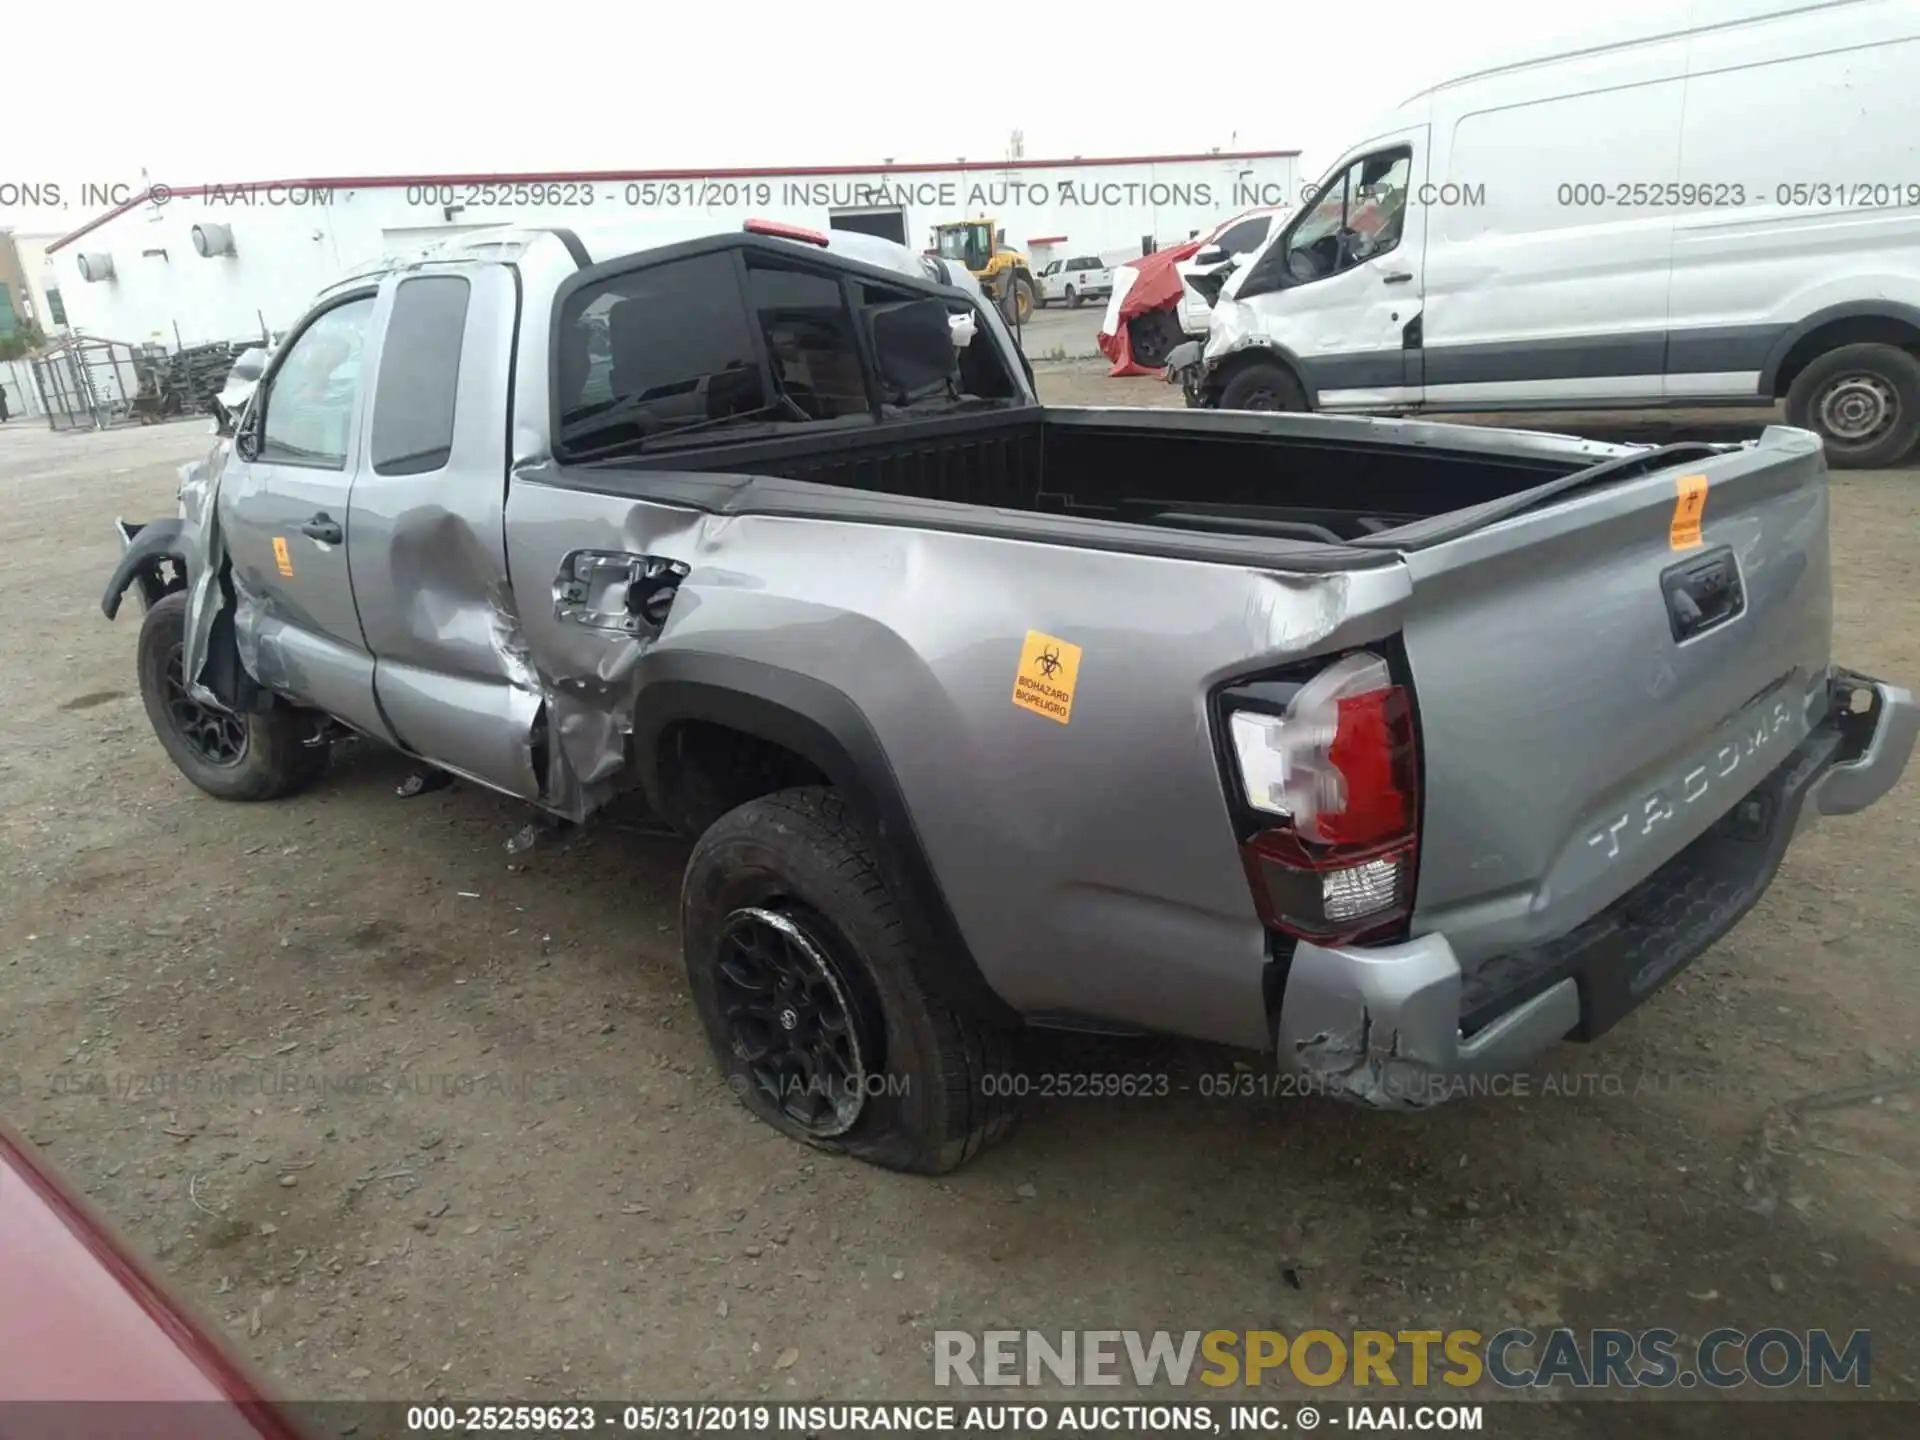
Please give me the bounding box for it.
[0,1118,305,1438]
[1096,238,1205,376]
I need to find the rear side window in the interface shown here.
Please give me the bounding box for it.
[372,276,470,475]
[555,251,767,455]
[744,260,870,419]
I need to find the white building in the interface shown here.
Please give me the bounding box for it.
[45,151,1300,347]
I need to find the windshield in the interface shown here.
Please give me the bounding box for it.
[1292,184,1350,249]
[935,224,990,272]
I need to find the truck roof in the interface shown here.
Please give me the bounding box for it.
[321,221,986,301]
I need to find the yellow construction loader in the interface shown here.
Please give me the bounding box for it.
[929,219,1038,324]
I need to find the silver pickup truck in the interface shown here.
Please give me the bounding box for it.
[103,221,1916,1175]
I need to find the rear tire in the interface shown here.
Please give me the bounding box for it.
[135,591,327,801]
[1218,360,1308,413]
[681,787,1020,1175]
[1066,286,1081,309]
[1784,342,1920,469]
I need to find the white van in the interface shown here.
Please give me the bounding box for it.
[1037,255,1114,308]
[1177,0,1920,468]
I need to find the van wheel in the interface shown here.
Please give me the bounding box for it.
[135,592,328,801]
[1219,361,1308,413]
[681,788,1020,1175]
[1785,343,1920,469]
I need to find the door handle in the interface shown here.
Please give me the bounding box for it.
[300,513,344,545]
[1381,271,1414,285]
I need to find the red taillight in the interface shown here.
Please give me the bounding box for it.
[1224,652,1419,944]
[744,218,829,247]
[1320,687,1415,846]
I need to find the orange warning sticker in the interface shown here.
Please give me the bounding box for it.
[1011,630,1082,725]
[1670,474,1708,551]
[272,536,294,577]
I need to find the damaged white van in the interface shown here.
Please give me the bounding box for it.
[1172,0,1920,468]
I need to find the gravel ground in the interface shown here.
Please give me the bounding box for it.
[1,396,1916,1433]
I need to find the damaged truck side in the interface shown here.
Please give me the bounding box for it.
[103,224,1918,1174]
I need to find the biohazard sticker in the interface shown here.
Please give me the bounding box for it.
[1012,630,1082,725]
[272,536,295,577]
[1670,474,1708,551]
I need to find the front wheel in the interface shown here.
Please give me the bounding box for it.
[135,591,328,801]
[1218,360,1308,413]
[1784,342,1920,469]
[681,788,1019,1174]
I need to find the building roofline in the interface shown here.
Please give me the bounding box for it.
[46,150,1301,252]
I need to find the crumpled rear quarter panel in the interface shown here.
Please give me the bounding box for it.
[504,473,1413,1049]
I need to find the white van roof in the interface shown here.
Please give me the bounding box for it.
[1394,0,1832,107]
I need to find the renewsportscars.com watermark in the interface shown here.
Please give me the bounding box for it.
[934,1328,1872,1392]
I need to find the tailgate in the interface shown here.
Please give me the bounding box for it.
[1396,426,1833,962]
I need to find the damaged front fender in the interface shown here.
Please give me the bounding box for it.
[103,443,252,714]
[101,518,189,620]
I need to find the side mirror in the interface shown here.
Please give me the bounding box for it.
[1195,247,1228,266]
[234,403,262,461]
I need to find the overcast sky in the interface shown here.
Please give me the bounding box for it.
[3,0,1689,238]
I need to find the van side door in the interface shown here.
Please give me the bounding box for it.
[217,288,394,741]
[1229,131,1428,410]
[1417,38,1687,408]
[346,264,539,801]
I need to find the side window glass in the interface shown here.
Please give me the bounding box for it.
[1283,149,1411,283]
[372,276,470,475]
[260,297,376,468]
[857,279,1015,403]
[554,251,766,455]
[744,260,870,420]
[1213,218,1269,254]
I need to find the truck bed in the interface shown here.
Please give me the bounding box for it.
[599,405,1617,546]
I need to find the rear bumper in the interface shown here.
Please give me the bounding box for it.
[1274,671,1915,1109]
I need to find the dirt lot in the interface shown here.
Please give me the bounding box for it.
[2,387,1917,1433]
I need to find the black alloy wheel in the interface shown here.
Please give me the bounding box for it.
[713,904,880,1138]
[162,642,247,765]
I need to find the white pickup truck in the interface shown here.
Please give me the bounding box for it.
[1037,255,1114,309]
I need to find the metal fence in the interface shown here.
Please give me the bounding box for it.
[30,338,143,432]
[26,336,263,432]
